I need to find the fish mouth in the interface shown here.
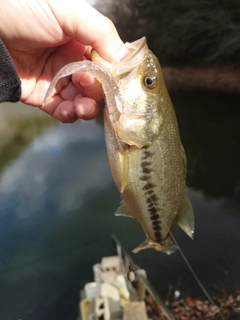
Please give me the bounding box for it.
[111,37,148,76]
[91,37,148,77]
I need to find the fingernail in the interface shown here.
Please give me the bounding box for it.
[79,73,95,88]
[78,103,84,117]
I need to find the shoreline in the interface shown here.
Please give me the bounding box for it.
[163,64,240,93]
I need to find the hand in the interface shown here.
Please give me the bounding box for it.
[0,0,127,122]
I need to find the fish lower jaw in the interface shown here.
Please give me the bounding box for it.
[132,238,178,255]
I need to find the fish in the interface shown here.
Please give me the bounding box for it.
[43,37,194,254]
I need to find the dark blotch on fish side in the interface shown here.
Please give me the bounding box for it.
[147,197,159,208]
[143,182,155,190]
[142,167,151,174]
[143,150,152,159]
[150,213,160,220]
[147,194,159,206]
[147,189,154,195]
[148,202,155,209]
[149,207,158,215]
[154,231,161,238]
[142,161,151,168]
[140,175,149,181]
[153,225,161,231]
[150,194,158,203]
[147,197,152,203]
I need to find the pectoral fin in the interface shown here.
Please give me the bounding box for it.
[119,147,129,193]
[115,201,134,218]
[175,189,194,239]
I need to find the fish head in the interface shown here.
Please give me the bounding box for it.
[92,37,168,148]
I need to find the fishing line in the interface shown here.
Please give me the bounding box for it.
[122,215,129,252]
[171,232,225,320]
[144,188,223,310]
[121,216,137,282]
[170,231,216,305]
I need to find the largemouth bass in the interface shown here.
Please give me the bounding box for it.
[43,37,194,253]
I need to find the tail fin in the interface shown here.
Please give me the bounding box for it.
[132,238,177,254]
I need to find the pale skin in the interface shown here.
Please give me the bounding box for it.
[0,0,128,122]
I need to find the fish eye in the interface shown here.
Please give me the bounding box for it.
[144,75,157,89]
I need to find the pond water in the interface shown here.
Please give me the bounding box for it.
[0,91,240,320]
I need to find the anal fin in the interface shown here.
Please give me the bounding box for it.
[115,201,134,218]
[175,188,194,239]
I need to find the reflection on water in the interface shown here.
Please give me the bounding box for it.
[0,92,240,319]
[0,116,57,174]
[0,119,116,320]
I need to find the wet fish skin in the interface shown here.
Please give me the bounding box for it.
[97,38,194,253]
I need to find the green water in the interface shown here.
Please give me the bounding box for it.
[0,91,240,319]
